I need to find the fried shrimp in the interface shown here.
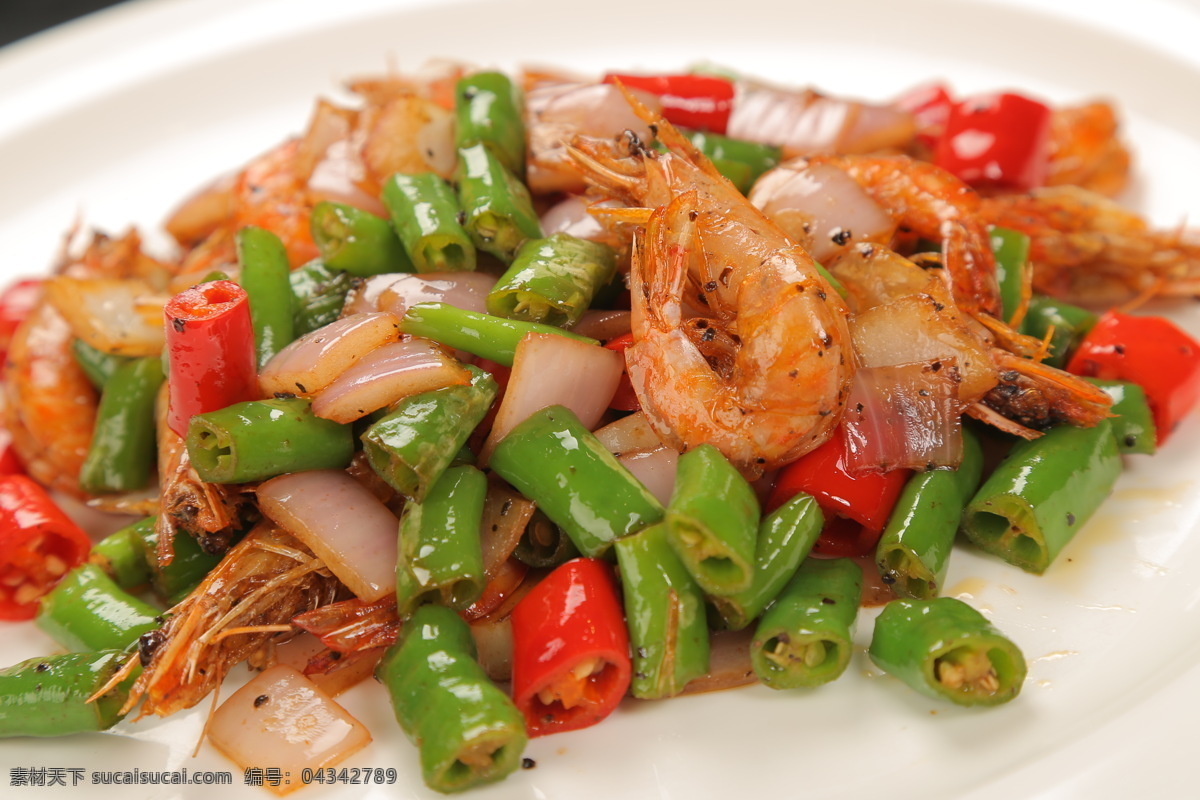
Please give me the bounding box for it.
[569,108,855,474]
[116,522,342,719]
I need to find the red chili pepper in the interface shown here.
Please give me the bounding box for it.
[766,431,910,557]
[0,278,43,366]
[1066,311,1200,444]
[934,92,1052,193]
[603,73,735,134]
[0,475,92,620]
[893,83,954,151]
[510,558,631,737]
[603,333,640,412]
[164,280,258,437]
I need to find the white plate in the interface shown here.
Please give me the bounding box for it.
[2,0,1200,798]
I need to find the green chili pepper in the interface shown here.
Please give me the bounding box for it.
[289,259,354,336]
[36,564,160,653]
[664,444,760,596]
[455,71,526,178]
[90,520,152,590]
[711,492,824,630]
[962,420,1121,574]
[400,302,596,367]
[362,364,498,501]
[455,142,542,263]
[396,465,488,617]
[310,201,414,277]
[512,510,579,569]
[750,557,862,689]
[489,405,665,558]
[486,234,617,328]
[1085,378,1156,455]
[989,226,1031,324]
[869,597,1027,706]
[876,429,984,599]
[71,339,133,390]
[1019,296,1098,368]
[0,650,133,737]
[186,396,354,484]
[613,522,710,699]
[382,172,476,273]
[79,356,165,494]
[377,605,527,793]
[237,226,296,367]
[682,129,781,194]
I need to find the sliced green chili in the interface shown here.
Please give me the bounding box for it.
[486,234,617,328]
[396,465,488,617]
[664,444,760,596]
[1085,378,1157,455]
[71,339,133,390]
[0,650,133,737]
[989,226,1030,324]
[90,520,152,590]
[400,302,596,367]
[1019,296,1098,368]
[382,172,476,273]
[35,564,160,653]
[79,356,165,494]
[237,226,296,367]
[751,557,862,689]
[310,201,414,277]
[455,142,542,263]
[133,517,222,605]
[377,605,527,793]
[455,71,526,177]
[362,365,498,501]
[962,419,1121,574]
[613,522,710,699]
[186,396,354,484]
[682,129,781,194]
[869,597,1027,706]
[512,510,579,569]
[876,428,983,599]
[711,492,824,630]
[289,259,354,336]
[489,405,664,557]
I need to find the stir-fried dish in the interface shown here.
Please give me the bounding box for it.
[2,60,1199,794]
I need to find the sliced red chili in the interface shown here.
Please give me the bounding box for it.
[766,430,910,557]
[934,91,1052,193]
[0,475,92,620]
[0,278,43,366]
[603,73,735,134]
[0,425,25,476]
[1066,310,1200,444]
[510,558,631,737]
[603,333,640,412]
[164,279,258,437]
[893,82,954,150]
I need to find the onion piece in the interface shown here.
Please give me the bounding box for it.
[481,333,623,461]
[43,276,167,357]
[593,410,664,455]
[841,362,963,472]
[310,338,470,424]
[682,628,757,695]
[375,271,496,317]
[470,616,514,682]
[164,173,235,246]
[540,194,610,241]
[259,312,401,398]
[341,274,408,316]
[572,309,631,341]
[461,556,530,622]
[208,664,371,793]
[749,161,894,264]
[308,139,388,218]
[479,480,536,579]
[301,647,386,697]
[295,98,357,183]
[258,470,399,602]
[617,447,678,506]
